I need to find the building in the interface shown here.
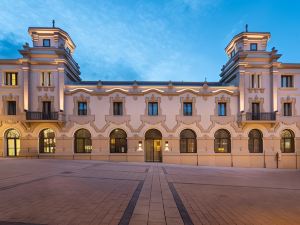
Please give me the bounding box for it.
[0,26,299,169]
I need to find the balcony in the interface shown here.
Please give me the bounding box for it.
[26,111,64,122]
[238,112,277,124]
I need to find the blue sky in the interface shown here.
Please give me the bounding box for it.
[0,0,300,82]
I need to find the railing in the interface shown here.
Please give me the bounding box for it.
[238,112,276,122]
[26,112,59,120]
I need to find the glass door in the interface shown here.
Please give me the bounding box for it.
[42,101,51,119]
[252,103,260,120]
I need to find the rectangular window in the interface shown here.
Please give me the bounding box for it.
[218,103,227,116]
[183,102,192,116]
[257,75,261,88]
[78,102,87,115]
[113,102,123,116]
[251,74,255,88]
[41,72,51,86]
[281,75,293,88]
[284,103,292,116]
[148,102,158,116]
[7,101,16,115]
[5,72,18,86]
[43,39,50,47]
[250,43,257,51]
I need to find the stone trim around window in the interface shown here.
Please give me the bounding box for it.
[105,94,130,125]
[280,96,296,116]
[38,94,55,112]
[247,96,265,113]
[140,94,166,124]
[2,94,20,115]
[214,95,231,116]
[175,94,201,125]
[72,94,91,115]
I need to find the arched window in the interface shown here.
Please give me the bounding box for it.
[248,129,263,153]
[39,129,56,153]
[74,129,92,153]
[6,129,20,157]
[180,129,197,153]
[214,129,231,153]
[110,129,127,153]
[281,129,295,153]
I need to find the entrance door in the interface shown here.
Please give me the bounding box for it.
[145,129,162,162]
[6,129,20,157]
[252,103,260,120]
[42,101,51,119]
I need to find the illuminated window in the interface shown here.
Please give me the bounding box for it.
[5,72,18,86]
[280,130,295,153]
[74,129,92,153]
[214,129,231,153]
[110,129,127,153]
[180,129,197,153]
[39,129,55,153]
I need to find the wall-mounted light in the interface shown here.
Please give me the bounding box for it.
[137,141,143,152]
[164,141,170,152]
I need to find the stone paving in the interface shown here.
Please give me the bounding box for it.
[0,159,300,225]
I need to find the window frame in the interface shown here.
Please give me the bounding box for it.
[74,129,92,153]
[250,43,258,51]
[248,129,263,153]
[41,72,51,86]
[148,102,158,116]
[39,128,56,154]
[78,102,87,116]
[43,39,51,47]
[113,102,123,116]
[5,72,18,86]
[7,101,17,115]
[281,75,294,88]
[283,102,292,116]
[180,129,197,153]
[218,102,227,116]
[110,129,128,153]
[183,102,193,116]
[280,130,295,153]
[214,129,231,153]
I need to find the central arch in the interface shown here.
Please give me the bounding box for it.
[145,129,162,162]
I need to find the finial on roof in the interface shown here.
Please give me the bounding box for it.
[52,19,55,28]
[245,24,248,32]
[204,77,207,82]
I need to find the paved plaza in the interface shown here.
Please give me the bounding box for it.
[0,159,300,225]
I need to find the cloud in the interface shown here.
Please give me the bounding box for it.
[0,0,223,81]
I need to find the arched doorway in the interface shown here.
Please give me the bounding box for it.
[6,129,20,157]
[145,129,162,162]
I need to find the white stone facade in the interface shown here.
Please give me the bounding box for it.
[0,27,299,168]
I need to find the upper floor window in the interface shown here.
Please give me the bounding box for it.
[283,103,292,116]
[218,103,227,116]
[230,49,236,58]
[5,72,18,86]
[148,102,158,116]
[41,72,51,86]
[43,39,50,47]
[7,101,16,115]
[78,102,87,116]
[183,102,192,116]
[250,43,257,51]
[113,102,123,116]
[281,75,293,88]
[251,74,261,88]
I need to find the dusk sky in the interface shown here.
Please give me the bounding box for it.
[0,0,299,82]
